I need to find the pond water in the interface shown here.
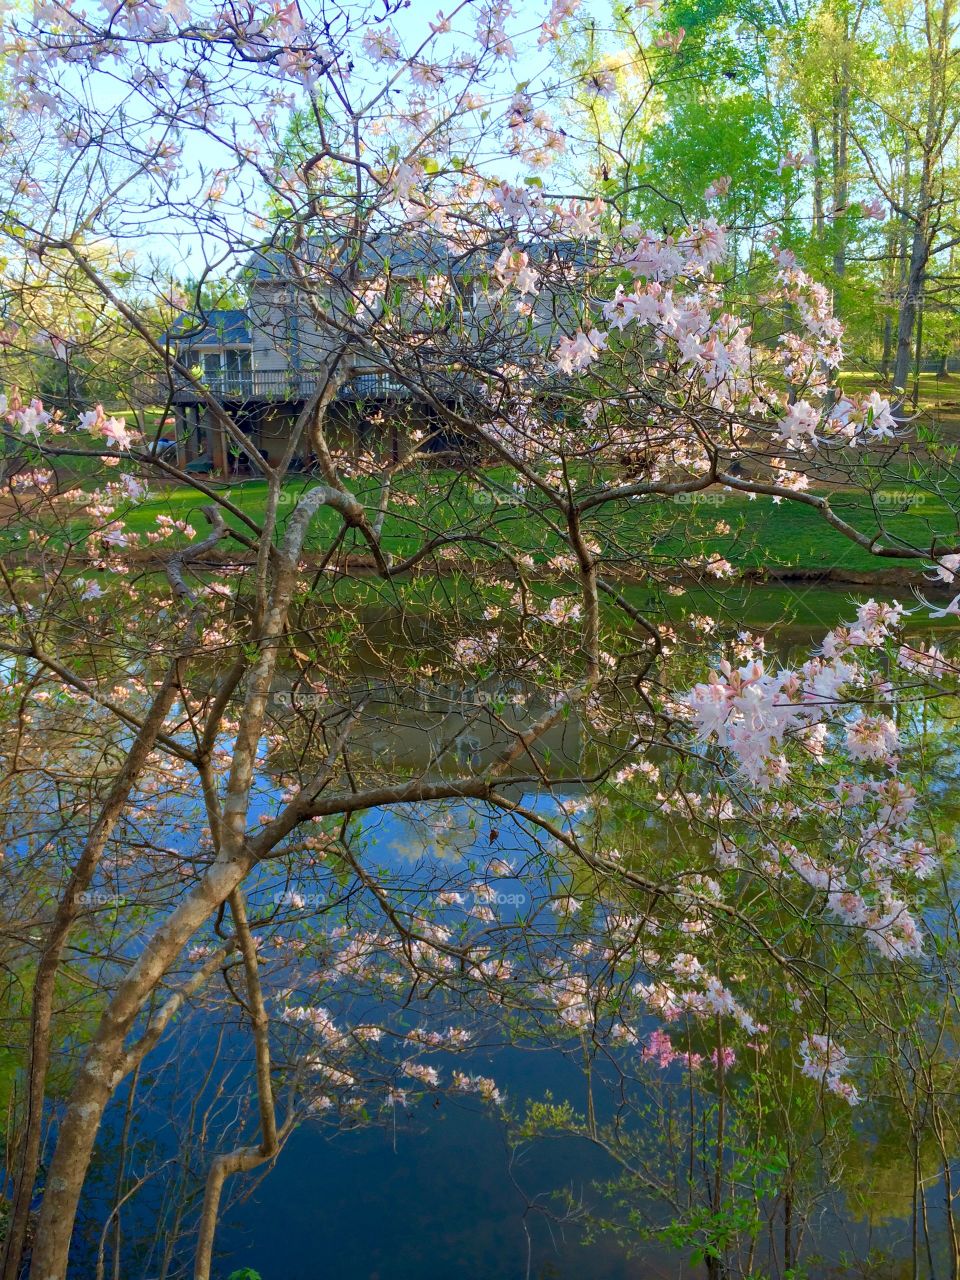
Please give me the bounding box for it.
[203,803,955,1280]
[17,586,960,1280]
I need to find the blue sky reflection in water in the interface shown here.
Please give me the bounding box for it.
[34,598,960,1280]
[80,785,949,1280]
[216,800,671,1280]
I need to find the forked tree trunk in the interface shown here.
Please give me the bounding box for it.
[1,672,183,1280]
[27,853,256,1280]
[27,363,357,1279]
[892,225,930,397]
[192,892,288,1280]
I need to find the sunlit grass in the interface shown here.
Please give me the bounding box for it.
[113,472,960,581]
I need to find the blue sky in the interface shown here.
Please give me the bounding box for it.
[106,0,600,282]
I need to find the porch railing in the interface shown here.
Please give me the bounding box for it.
[133,367,411,406]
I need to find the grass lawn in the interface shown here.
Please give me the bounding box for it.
[15,470,950,636]
[839,368,960,441]
[110,472,960,581]
[648,484,959,576]
[73,369,958,581]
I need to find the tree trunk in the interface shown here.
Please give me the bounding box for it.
[1,673,182,1280]
[893,0,954,395]
[193,891,284,1280]
[811,123,824,239]
[28,396,353,1278]
[881,312,893,379]
[832,65,850,279]
[892,229,929,396]
[912,291,925,409]
[27,854,255,1280]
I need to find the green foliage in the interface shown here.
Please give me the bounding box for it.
[579,0,960,372]
[180,274,247,313]
[513,1094,581,1140]
[264,101,354,222]
[634,90,782,228]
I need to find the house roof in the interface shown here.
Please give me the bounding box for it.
[243,232,473,283]
[168,309,250,346]
[242,230,592,284]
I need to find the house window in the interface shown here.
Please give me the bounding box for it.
[225,349,251,380]
[201,350,251,392]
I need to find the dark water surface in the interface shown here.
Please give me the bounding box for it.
[207,801,937,1280]
[51,591,960,1279]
